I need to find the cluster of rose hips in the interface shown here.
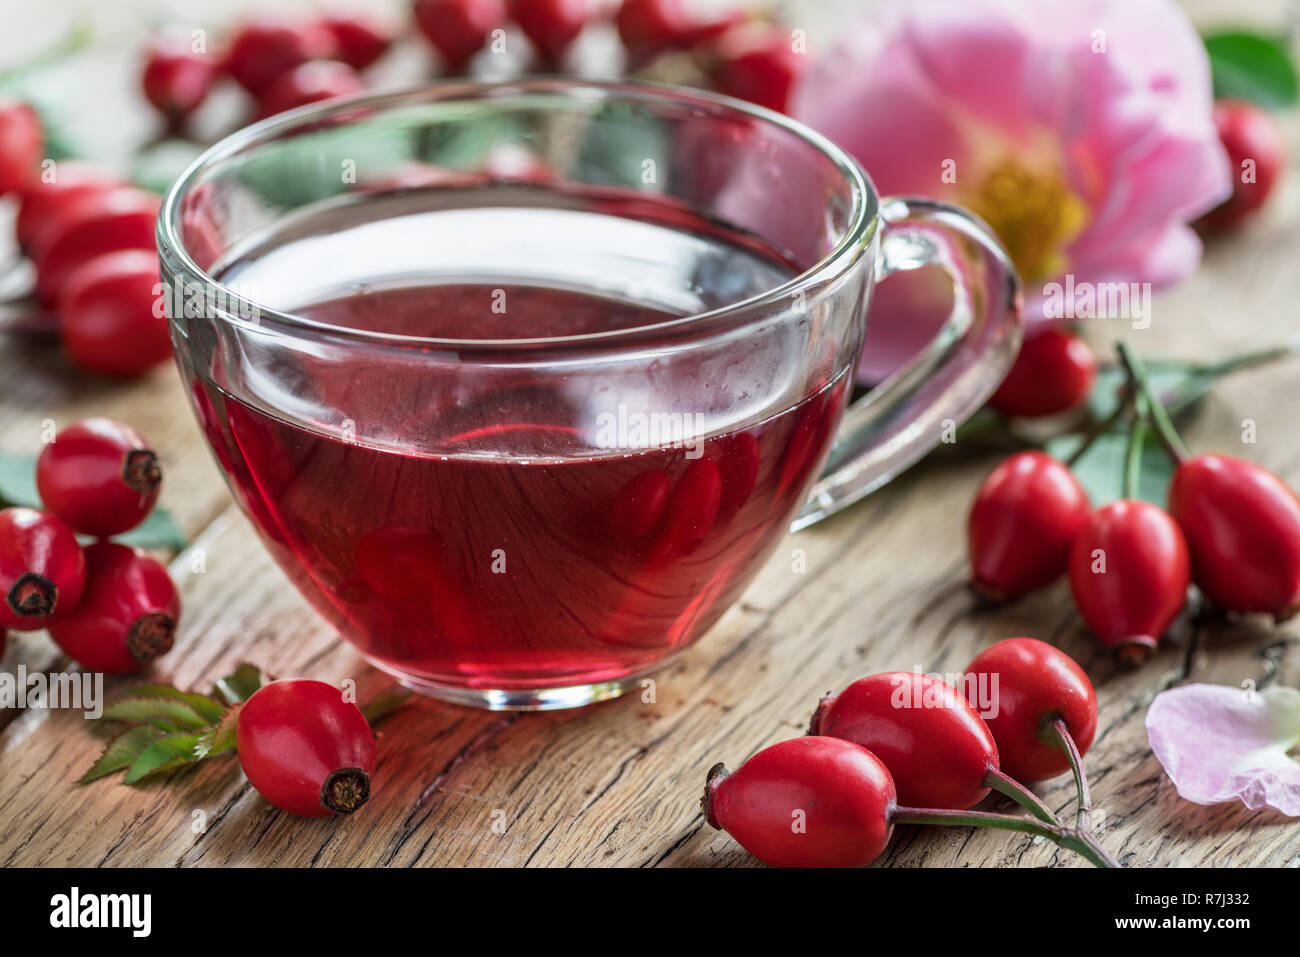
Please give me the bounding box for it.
[141,12,391,129]
[0,418,180,673]
[970,345,1300,661]
[0,120,171,377]
[704,637,1116,867]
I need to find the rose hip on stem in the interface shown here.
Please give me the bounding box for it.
[1199,99,1283,232]
[0,98,43,196]
[141,34,219,122]
[968,451,1091,600]
[989,328,1097,418]
[48,542,178,673]
[37,417,163,537]
[222,17,337,95]
[16,161,124,253]
[56,249,173,378]
[0,507,86,631]
[702,736,896,867]
[413,0,507,71]
[236,679,376,818]
[1068,499,1190,661]
[511,0,594,62]
[1169,454,1300,619]
[810,672,1001,811]
[964,637,1098,785]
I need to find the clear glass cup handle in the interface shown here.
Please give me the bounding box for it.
[793,197,1023,531]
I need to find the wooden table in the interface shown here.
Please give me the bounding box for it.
[2,0,1298,868]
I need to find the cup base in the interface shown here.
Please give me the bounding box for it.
[362,651,685,711]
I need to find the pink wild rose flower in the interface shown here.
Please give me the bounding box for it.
[792,0,1231,378]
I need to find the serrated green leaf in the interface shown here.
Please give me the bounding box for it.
[194,703,244,760]
[100,697,210,730]
[79,725,164,784]
[124,733,203,783]
[118,684,224,724]
[214,664,264,705]
[1204,31,1299,109]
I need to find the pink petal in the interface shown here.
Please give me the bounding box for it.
[1146,684,1300,816]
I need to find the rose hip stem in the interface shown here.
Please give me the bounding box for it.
[889,804,1120,868]
[1123,388,1150,500]
[1065,387,1133,467]
[980,767,1060,825]
[1116,341,1190,464]
[1046,718,1093,830]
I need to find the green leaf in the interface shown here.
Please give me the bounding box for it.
[112,507,188,551]
[124,733,203,783]
[194,703,244,760]
[100,697,211,730]
[360,684,412,727]
[214,663,265,706]
[117,684,224,724]
[1046,429,1174,507]
[0,452,39,507]
[1204,31,1299,108]
[130,139,205,195]
[79,725,164,784]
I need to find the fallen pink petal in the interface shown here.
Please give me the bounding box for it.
[1146,683,1300,815]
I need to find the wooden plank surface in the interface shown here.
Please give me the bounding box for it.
[2,0,1299,868]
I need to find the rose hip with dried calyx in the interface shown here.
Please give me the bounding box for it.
[0,507,86,631]
[49,542,179,673]
[37,417,163,537]
[236,679,376,818]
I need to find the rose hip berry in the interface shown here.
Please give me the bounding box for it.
[1068,500,1190,661]
[608,470,670,545]
[658,457,722,554]
[616,0,743,60]
[257,60,365,119]
[968,451,1091,600]
[222,17,337,95]
[15,161,124,253]
[141,34,219,122]
[0,98,42,196]
[511,0,594,62]
[317,13,393,70]
[414,0,507,71]
[1168,454,1300,619]
[33,186,162,307]
[810,672,998,810]
[37,418,163,537]
[703,736,895,867]
[236,679,376,818]
[48,542,179,673]
[965,637,1098,783]
[1200,99,1283,232]
[712,28,806,113]
[0,507,86,631]
[989,329,1097,418]
[57,250,172,378]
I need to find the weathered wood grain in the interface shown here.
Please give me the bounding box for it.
[1,0,1298,868]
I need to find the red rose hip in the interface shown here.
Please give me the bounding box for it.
[1168,454,1300,619]
[0,507,86,631]
[317,13,393,70]
[810,671,998,810]
[1068,500,1190,660]
[511,0,594,61]
[16,162,124,253]
[141,34,219,121]
[223,17,337,95]
[57,250,172,378]
[702,736,895,867]
[968,451,1091,600]
[37,418,163,537]
[0,98,42,196]
[1199,99,1283,231]
[964,637,1097,783]
[257,60,365,119]
[712,28,807,113]
[33,186,161,307]
[48,542,179,673]
[989,329,1096,418]
[413,0,507,70]
[236,679,376,818]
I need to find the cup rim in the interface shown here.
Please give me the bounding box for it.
[157,78,877,352]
